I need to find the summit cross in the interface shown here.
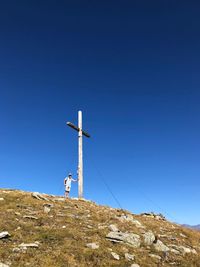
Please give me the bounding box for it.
[67,111,90,198]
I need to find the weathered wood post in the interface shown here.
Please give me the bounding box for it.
[67,111,90,198]
[78,111,83,198]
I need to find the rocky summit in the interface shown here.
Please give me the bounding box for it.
[0,189,200,267]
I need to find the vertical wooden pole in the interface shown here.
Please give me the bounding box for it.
[78,110,83,198]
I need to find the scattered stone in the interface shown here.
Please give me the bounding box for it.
[125,253,135,261]
[117,214,144,228]
[87,225,93,229]
[32,192,49,201]
[43,203,54,208]
[179,233,187,238]
[43,206,51,213]
[158,234,168,238]
[14,227,21,232]
[169,244,197,255]
[106,231,141,248]
[170,248,180,254]
[0,198,4,201]
[141,212,166,221]
[111,252,120,260]
[98,225,107,230]
[0,231,10,239]
[0,263,10,267]
[130,264,140,267]
[153,240,169,252]
[19,243,39,249]
[53,197,65,202]
[143,231,155,245]
[62,226,66,229]
[23,215,38,220]
[149,254,161,260]
[1,190,11,194]
[86,243,99,249]
[108,224,119,232]
[12,247,21,253]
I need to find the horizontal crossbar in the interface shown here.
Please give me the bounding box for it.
[67,122,90,138]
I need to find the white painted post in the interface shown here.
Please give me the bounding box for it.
[78,110,83,198]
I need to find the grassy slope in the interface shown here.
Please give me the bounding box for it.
[0,189,200,267]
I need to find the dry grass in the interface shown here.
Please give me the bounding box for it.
[0,189,200,267]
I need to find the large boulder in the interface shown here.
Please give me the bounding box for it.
[106,231,141,248]
[153,240,169,252]
[143,231,155,245]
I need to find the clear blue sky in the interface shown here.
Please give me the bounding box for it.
[0,1,200,225]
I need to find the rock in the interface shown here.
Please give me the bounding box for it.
[143,231,155,245]
[153,240,169,252]
[53,197,65,202]
[141,212,166,221]
[149,254,161,260]
[106,231,141,248]
[86,243,99,249]
[43,206,51,213]
[23,215,38,220]
[0,231,10,239]
[19,243,39,249]
[12,247,21,253]
[117,215,144,228]
[43,203,53,208]
[170,248,180,254]
[106,232,126,244]
[111,252,120,260]
[179,233,187,238]
[124,233,141,248]
[32,192,49,201]
[108,224,119,232]
[0,198,4,201]
[169,244,197,255]
[125,253,135,261]
[98,225,107,229]
[0,263,10,267]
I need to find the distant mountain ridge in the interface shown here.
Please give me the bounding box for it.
[182,224,200,231]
